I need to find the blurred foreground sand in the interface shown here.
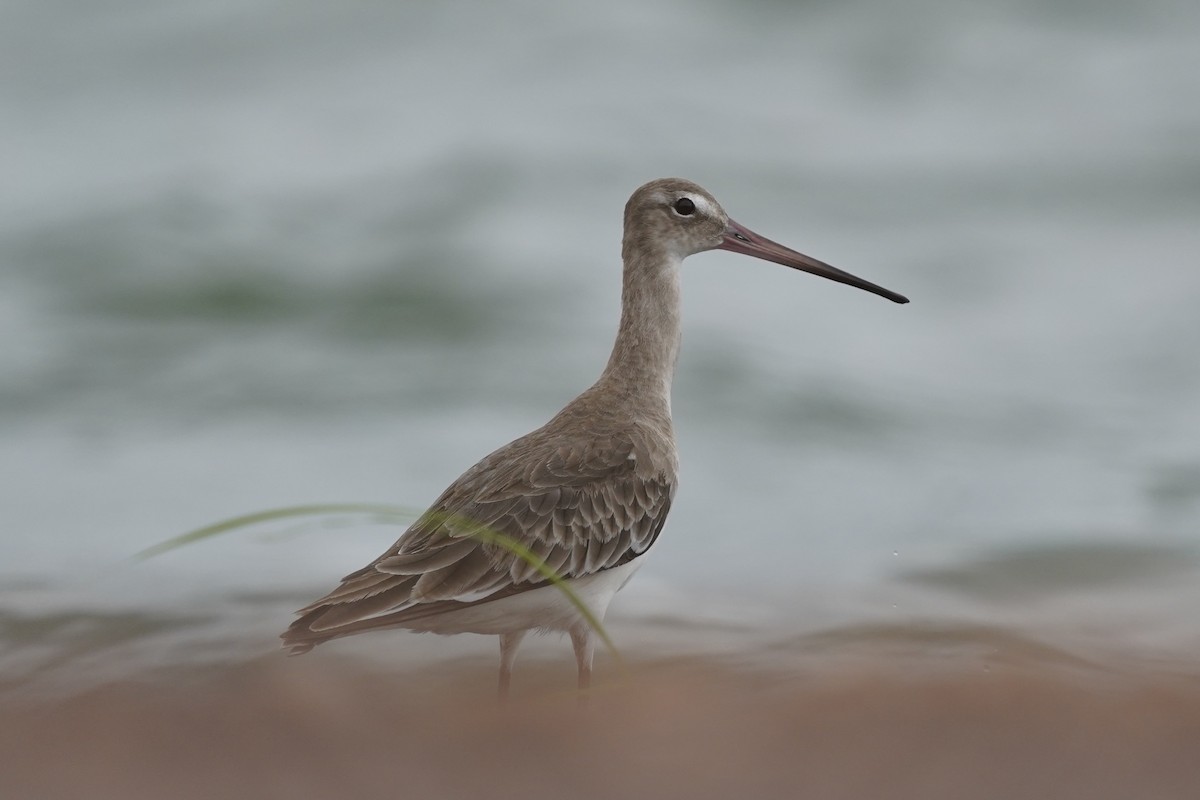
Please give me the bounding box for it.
[3,652,1198,800]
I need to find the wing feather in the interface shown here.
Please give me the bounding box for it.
[376,538,476,575]
[281,423,676,652]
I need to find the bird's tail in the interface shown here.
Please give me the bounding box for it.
[279,607,333,655]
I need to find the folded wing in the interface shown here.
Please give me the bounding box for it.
[281,429,674,652]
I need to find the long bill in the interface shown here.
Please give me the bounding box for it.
[718,219,909,304]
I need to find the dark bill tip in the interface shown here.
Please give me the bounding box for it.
[719,219,909,305]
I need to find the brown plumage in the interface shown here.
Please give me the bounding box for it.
[281,178,907,697]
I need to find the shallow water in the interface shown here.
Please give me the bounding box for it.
[2,0,1199,694]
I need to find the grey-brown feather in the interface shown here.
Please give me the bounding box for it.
[282,178,729,655]
[282,396,676,651]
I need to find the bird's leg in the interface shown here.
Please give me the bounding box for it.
[569,623,595,696]
[497,630,527,702]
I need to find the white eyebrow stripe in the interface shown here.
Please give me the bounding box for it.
[686,193,716,218]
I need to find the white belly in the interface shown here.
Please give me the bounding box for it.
[402,556,646,636]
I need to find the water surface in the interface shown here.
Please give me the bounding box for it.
[2,0,1198,690]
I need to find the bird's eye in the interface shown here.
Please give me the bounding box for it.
[672,197,696,216]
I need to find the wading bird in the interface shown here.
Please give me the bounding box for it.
[282,178,908,697]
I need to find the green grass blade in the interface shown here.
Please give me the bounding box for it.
[133,503,413,560]
[429,509,627,675]
[138,503,626,673]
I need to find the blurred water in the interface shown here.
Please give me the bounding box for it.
[3,0,1199,686]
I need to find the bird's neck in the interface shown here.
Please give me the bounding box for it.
[598,247,683,415]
